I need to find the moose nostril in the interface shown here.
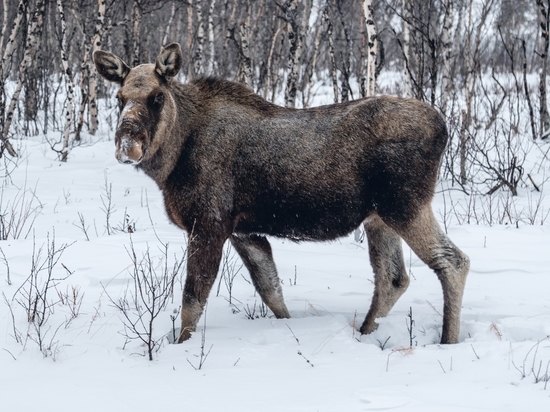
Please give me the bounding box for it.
[122,159,134,165]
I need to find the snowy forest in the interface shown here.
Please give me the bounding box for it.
[1,0,547,193]
[1,1,550,411]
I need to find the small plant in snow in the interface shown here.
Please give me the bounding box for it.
[106,237,185,360]
[406,307,416,348]
[216,242,243,305]
[512,337,550,388]
[10,230,75,358]
[243,300,269,319]
[100,173,116,236]
[186,307,213,371]
[0,182,43,240]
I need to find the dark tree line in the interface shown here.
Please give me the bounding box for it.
[0,0,547,197]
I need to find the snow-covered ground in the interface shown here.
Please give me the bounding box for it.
[1,127,549,411]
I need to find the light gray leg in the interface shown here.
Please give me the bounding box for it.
[230,234,290,318]
[360,215,410,335]
[390,206,470,344]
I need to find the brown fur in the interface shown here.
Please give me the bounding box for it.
[94,43,469,344]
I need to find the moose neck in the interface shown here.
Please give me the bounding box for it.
[136,82,200,190]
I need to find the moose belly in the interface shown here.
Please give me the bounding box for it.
[234,194,369,241]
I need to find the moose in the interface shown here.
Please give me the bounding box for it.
[93,43,469,344]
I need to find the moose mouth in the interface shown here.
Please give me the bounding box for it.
[116,137,144,165]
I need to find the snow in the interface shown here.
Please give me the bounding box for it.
[1,131,550,411]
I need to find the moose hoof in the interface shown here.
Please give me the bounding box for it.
[176,327,193,343]
[359,320,379,336]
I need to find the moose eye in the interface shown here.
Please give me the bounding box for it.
[152,92,164,107]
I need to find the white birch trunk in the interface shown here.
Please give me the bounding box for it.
[401,0,411,97]
[440,0,454,115]
[283,0,299,108]
[265,18,282,100]
[132,0,142,67]
[187,0,194,79]
[162,1,177,46]
[323,5,338,104]
[537,0,550,138]
[2,0,45,153]
[304,8,323,106]
[0,0,26,156]
[206,0,216,75]
[363,0,378,97]
[87,0,106,136]
[193,0,205,76]
[238,21,252,88]
[0,0,8,50]
[56,0,76,162]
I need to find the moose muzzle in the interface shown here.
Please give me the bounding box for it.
[115,102,146,164]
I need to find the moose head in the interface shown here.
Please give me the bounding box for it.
[93,43,183,165]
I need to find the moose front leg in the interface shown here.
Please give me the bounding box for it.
[178,232,225,343]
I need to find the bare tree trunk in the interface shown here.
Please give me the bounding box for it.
[537,0,550,138]
[2,0,45,155]
[187,0,194,79]
[336,0,351,102]
[323,4,338,104]
[0,0,26,157]
[222,0,237,79]
[162,1,177,46]
[193,0,205,76]
[440,0,454,115]
[0,0,8,49]
[304,8,323,106]
[459,0,496,185]
[265,17,282,100]
[522,39,538,141]
[401,0,411,97]
[238,21,252,87]
[279,0,311,104]
[363,0,378,96]
[281,0,300,108]
[86,0,106,137]
[459,0,474,186]
[206,0,216,75]
[132,0,142,67]
[56,0,75,162]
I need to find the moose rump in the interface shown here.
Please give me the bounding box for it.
[93,43,470,345]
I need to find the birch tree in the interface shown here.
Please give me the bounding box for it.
[162,1,177,46]
[187,0,194,79]
[336,0,352,102]
[0,0,26,157]
[439,0,454,116]
[56,0,76,162]
[401,0,412,97]
[132,0,143,67]
[363,0,378,97]
[85,0,106,137]
[537,0,550,139]
[2,0,45,156]
[206,0,216,75]
[323,3,339,104]
[193,0,205,76]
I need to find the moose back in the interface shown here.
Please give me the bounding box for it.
[94,43,469,344]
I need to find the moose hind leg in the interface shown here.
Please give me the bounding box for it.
[230,234,290,318]
[394,205,470,344]
[360,215,409,336]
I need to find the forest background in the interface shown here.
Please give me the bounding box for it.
[0,0,547,201]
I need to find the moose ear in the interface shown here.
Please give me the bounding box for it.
[93,50,130,85]
[155,43,183,80]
